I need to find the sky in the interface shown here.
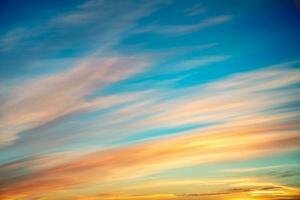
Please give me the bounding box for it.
[0,0,300,199]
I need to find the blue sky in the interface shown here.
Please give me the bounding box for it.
[0,1,300,200]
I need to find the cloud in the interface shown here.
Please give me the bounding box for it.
[78,0,105,9]
[185,4,206,16]
[52,12,97,25]
[127,178,300,200]
[135,15,232,35]
[0,28,30,52]
[0,56,148,147]
[176,184,300,200]
[171,55,230,71]
[0,151,84,190]
[91,63,300,142]
[1,62,300,199]
[221,164,297,173]
[14,62,297,151]
[127,177,254,190]
[1,1,299,199]
[75,193,177,200]
[1,102,299,198]
[0,0,165,84]
[12,178,298,200]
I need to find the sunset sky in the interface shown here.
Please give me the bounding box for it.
[0,0,300,200]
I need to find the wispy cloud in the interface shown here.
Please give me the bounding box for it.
[185,4,206,16]
[1,63,300,199]
[78,0,105,9]
[135,15,232,35]
[172,55,230,71]
[221,164,298,173]
[0,56,148,147]
[52,12,97,25]
[0,0,165,81]
[1,1,299,200]
[95,62,300,140]
[74,178,300,200]
[0,0,171,147]
[0,28,30,52]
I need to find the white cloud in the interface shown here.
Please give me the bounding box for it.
[135,15,232,35]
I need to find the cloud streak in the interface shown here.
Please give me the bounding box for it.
[1,64,300,199]
[1,1,300,200]
[134,15,232,35]
[0,56,148,147]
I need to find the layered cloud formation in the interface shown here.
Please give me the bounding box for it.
[0,0,300,200]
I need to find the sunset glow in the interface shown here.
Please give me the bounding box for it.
[0,0,300,200]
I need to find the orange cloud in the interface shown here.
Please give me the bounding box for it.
[1,119,299,199]
[1,64,300,200]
